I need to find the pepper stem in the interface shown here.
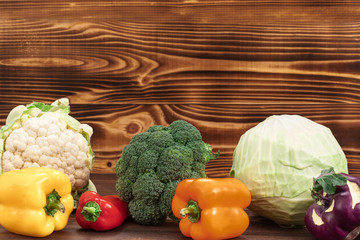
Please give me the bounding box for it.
[81,201,102,222]
[44,189,65,217]
[180,199,200,223]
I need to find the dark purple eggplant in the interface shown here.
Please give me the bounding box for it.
[305,168,360,240]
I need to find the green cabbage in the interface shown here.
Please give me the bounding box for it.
[230,114,348,227]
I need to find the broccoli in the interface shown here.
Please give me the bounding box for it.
[157,145,193,182]
[115,175,133,202]
[159,180,181,221]
[115,120,219,225]
[132,171,164,204]
[128,200,167,226]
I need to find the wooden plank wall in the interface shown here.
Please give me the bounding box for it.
[1,1,360,177]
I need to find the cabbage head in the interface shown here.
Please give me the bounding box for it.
[230,114,348,227]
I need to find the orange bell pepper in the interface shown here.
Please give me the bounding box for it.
[172,178,251,240]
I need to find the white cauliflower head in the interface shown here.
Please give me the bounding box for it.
[0,98,95,191]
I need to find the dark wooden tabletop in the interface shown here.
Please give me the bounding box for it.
[0,174,316,239]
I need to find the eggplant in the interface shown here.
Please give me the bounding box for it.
[305,168,360,240]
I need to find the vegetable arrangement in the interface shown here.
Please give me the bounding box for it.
[230,114,348,227]
[1,98,359,240]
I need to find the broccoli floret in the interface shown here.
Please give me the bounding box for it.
[147,125,167,132]
[187,140,220,163]
[120,141,148,171]
[129,131,151,144]
[115,158,125,178]
[128,200,167,226]
[157,145,193,182]
[115,120,219,225]
[168,120,202,144]
[190,161,207,178]
[160,180,181,221]
[124,166,138,183]
[147,130,175,151]
[115,176,133,202]
[137,150,159,174]
[132,172,164,204]
[187,140,212,163]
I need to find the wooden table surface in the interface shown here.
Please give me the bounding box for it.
[0,174,316,239]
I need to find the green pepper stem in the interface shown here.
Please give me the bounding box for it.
[81,201,102,222]
[180,199,200,223]
[44,189,65,217]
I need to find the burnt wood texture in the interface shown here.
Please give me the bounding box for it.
[2,1,360,177]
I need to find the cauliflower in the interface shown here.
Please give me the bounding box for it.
[0,98,95,192]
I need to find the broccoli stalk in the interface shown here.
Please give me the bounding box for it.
[115,120,219,225]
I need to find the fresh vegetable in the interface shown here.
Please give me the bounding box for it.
[230,114,348,227]
[0,98,97,205]
[115,120,219,225]
[305,168,360,240]
[0,167,74,237]
[172,178,251,240]
[76,191,129,231]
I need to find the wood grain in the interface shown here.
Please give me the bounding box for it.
[1,1,360,178]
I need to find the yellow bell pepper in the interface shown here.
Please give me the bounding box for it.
[0,167,74,237]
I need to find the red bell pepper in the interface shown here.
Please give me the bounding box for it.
[76,191,129,231]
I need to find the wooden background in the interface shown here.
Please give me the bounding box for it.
[1,1,360,177]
